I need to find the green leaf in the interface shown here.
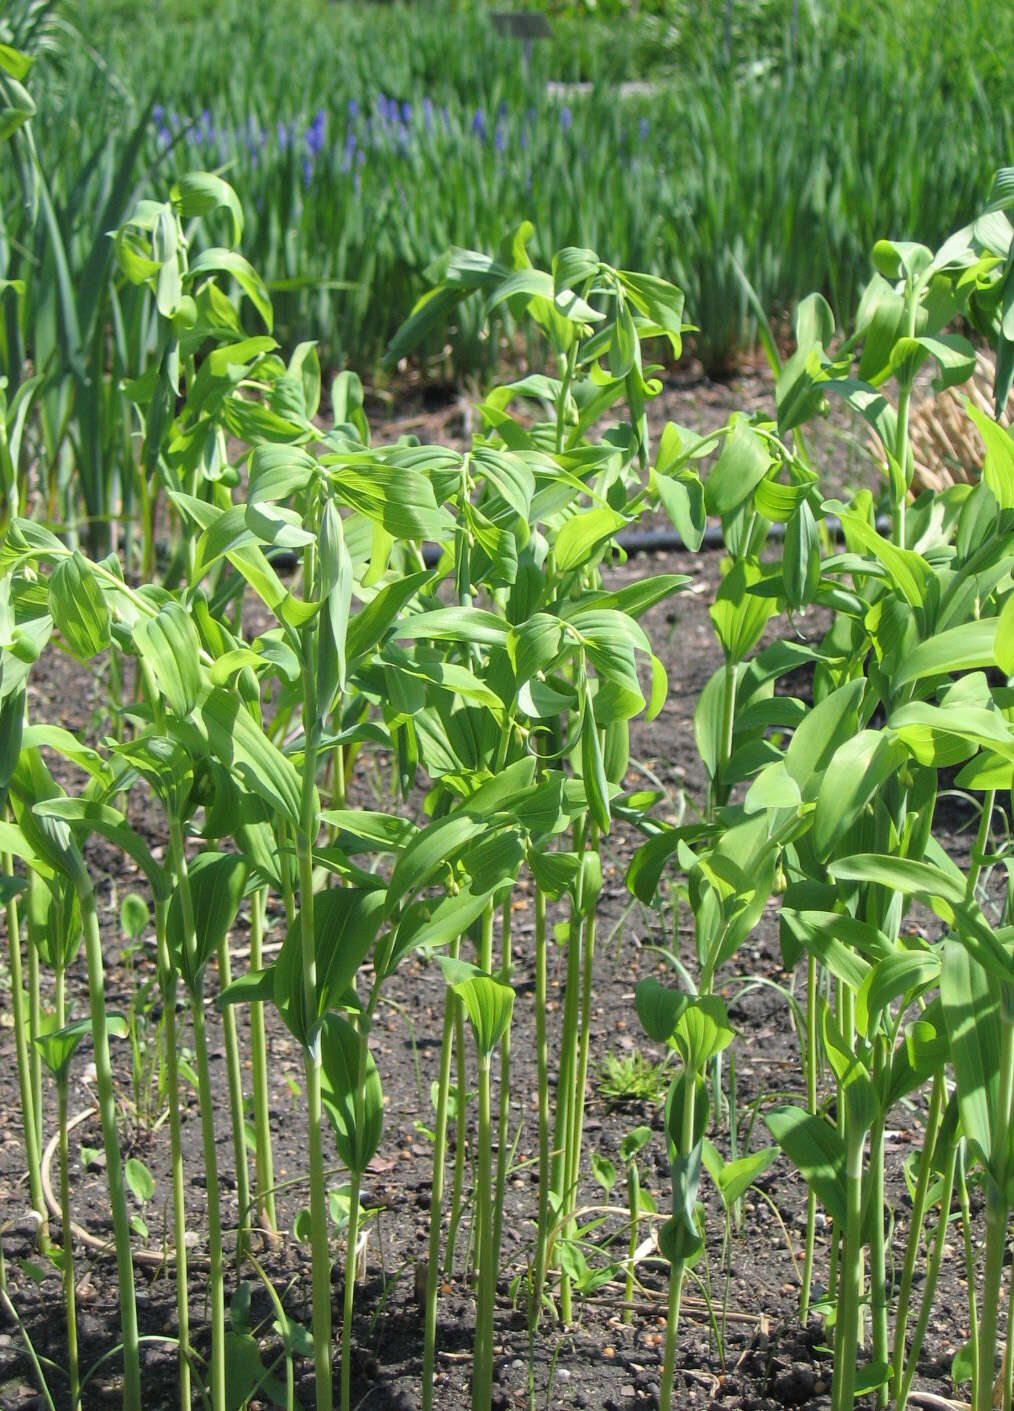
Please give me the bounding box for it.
[554,506,627,573]
[224,1330,287,1411]
[134,602,203,718]
[635,976,690,1044]
[34,1013,127,1080]
[394,607,508,649]
[893,618,999,685]
[167,852,248,989]
[940,938,1003,1174]
[710,561,777,664]
[704,419,770,516]
[197,688,303,827]
[33,798,170,900]
[171,172,243,245]
[188,248,272,331]
[702,1142,777,1208]
[48,551,110,659]
[125,1157,155,1203]
[449,966,515,1061]
[673,996,735,1071]
[829,854,965,907]
[813,730,907,858]
[580,692,611,832]
[764,1106,846,1225]
[966,404,1014,508]
[824,503,931,608]
[319,1014,383,1175]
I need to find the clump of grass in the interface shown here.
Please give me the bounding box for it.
[595,1050,669,1106]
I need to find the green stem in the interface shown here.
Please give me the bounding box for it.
[976,1015,1014,1411]
[169,818,225,1411]
[4,856,48,1238]
[800,952,818,1323]
[297,660,334,1411]
[340,1169,362,1411]
[492,898,512,1278]
[216,934,252,1264]
[891,1072,944,1404]
[713,661,738,813]
[57,1079,79,1411]
[867,1111,888,1408]
[191,989,226,1409]
[472,1055,495,1411]
[897,1136,958,1411]
[28,923,43,1153]
[531,881,551,1324]
[659,1073,698,1411]
[957,1147,981,1396]
[967,790,996,899]
[154,898,191,1411]
[831,1118,866,1411]
[73,861,141,1411]
[445,1000,468,1277]
[421,941,461,1411]
[623,1162,639,1324]
[248,889,277,1232]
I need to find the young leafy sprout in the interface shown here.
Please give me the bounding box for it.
[5,41,1014,1410]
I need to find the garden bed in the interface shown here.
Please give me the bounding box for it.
[0,541,975,1411]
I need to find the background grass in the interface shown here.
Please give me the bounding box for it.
[9,0,1014,381]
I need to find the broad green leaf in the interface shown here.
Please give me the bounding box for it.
[167,852,248,989]
[197,688,303,827]
[48,551,110,660]
[125,1157,155,1203]
[893,618,999,685]
[580,693,611,832]
[134,602,203,718]
[704,419,770,516]
[171,172,243,244]
[449,966,515,1060]
[653,470,706,551]
[33,799,169,899]
[673,995,734,1070]
[385,812,488,911]
[701,1142,777,1208]
[813,730,907,858]
[188,248,272,331]
[554,506,627,573]
[763,1106,846,1225]
[784,677,866,796]
[319,1013,383,1174]
[824,502,931,608]
[940,938,1003,1173]
[966,404,1014,508]
[635,976,690,1043]
[394,607,508,649]
[829,854,965,907]
[710,561,777,663]
[34,1013,128,1080]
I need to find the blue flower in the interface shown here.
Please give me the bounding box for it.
[303,157,314,188]
[306,109,326,157]
[401,101,412,123]
[472,108,486,142]
[560,106,572,132]
[277,120,290,150]
[152,103,165,124]
[638,117,650,142]
[347,98,359,119]
[423,96,434,130]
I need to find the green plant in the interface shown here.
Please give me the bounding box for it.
[595,1050,669,1105]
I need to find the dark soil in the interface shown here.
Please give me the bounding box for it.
[0,375,971,1411]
